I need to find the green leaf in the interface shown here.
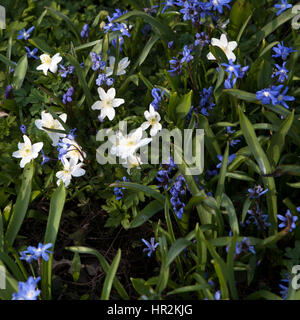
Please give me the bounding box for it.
[241,8,299,52]
[131,35,160,73]
[165,238,191,268]
[238,108,277,234]
[45,7,81,43]
[246,290,282,300]
[175,90,193,120]
[12,55,28,90]
[228,0,253,40]
[114,10,174,41]
[224,89,257,102]
[110,182,165,203]
[0,53,16,68]
[0,263,19,300]
[41,182,66,300]
[216,143,229,206]
[5,162,34,246]
[65,53,93,107]
[100,249,121,300]
[130,200,164,228]
[267,110,294,167]
[221,193,239,235]
[66,246,129,299]
[28,38,55,55]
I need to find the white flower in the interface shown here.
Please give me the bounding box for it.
[36,53,62,76]
[207,34,237,62]
[12,135,43,168]
[91,87,124,121]
[106,56,130,76]
[113,127,152,159]
[61,138,86,165]
[35,111,67,146]
[56,158,86,187]
[141,104,162,137]
[122,154,143,174]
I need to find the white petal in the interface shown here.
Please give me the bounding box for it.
[59,113,67,123]
[220,34,228,47]
[98,87,107,100]
[227,52,237,62]
[106,108,115,121]
[107,88,116,100]
[20,157,30,168]
[91,101,102,110]
[141,122,150,131]
[23,135,31,146]
[12,150,21,158]
[32,142,43,154]
[207,52,216,60]
[211,38,221,46]
[112,98,124,108]
[72,167,86,177]
[49,63,58,73]
[35,119,43,130]
[228,41,237,51]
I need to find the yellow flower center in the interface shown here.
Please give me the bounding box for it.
[41,55,51,65]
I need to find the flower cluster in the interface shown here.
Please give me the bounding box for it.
[62,87,74,104]
[221,59,249,89]
[20,243,53,263]
[80,24,89,38]
[114,176,130,200]
[12,276,41,300]
[256,85,294,109]
[170,174,188,219]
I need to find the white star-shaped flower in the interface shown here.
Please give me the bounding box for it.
[12,135,43,168]
[56,158,86,187]
[111,127,152,159]
[61,138,86,165]
[106,56,130,76]
[35,111,67,146]
[36,53,62,76]
[207,34,237,62]
[141,104,162,137]
[91,87,124,121]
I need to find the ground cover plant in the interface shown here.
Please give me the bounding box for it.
[1,0,300,300]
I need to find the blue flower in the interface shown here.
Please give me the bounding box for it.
[20,124,26,134]
[206,169,218,179]
[277,210,298,232]
[206,0,232,14]
[80,24,89,38]
[25,243,53,261]
[63,87,74,104]
[20,251,35,263]
[156,169,171,190]
[216,154,236,169]
[41,149,50,166]
[195,32,210,47]
[168,41,174,49]
[276,86,295,109]
[272,42,297,60]
[25,46,38,59]
[274,0,292,16]
[112,35,124,52]
[221,59,241,78]
[248,185,268,199]
[244,209,271,230]
[17,26,35,40]
[272,62,289,83]
[256,86,282,105]
[234,237,256,257]
[279,273,290,299]
[180,45,194,63]
[226,127,240,147]
[113,23,131,38]
[4,84,13,99]
[169,174,187,219]
[58,64,75,78]
[168,57,182,75]
[142,237,159,257]
[90,52,106,71]
[114,177,129,200]
[161,0,176,13]
[12,276,41,300]
[151,88,164,111]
